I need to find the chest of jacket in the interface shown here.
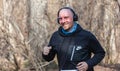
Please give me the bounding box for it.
[52,33,91,62]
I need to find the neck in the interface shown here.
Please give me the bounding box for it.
[62,22,77,35]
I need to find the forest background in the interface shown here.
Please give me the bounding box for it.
[0,0,120,71]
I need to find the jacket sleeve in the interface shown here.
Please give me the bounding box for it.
[42,48,56,61]
[42,33,57,62]
[85,33,105,69]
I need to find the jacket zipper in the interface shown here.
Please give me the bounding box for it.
[70,46,76,61]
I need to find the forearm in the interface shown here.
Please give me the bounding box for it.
[85,52,105,68]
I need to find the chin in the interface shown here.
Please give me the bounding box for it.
[63,27,68,30]
[63,28,70,31]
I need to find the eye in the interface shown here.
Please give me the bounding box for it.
[64,16,69,19]
[58,17,62,20]
[58,16,69,21]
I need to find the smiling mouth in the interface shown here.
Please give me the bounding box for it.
[63,23,69,27]
[62,22,69,25]
[62,23,70,30]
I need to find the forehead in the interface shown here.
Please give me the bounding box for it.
[59,9,73,16]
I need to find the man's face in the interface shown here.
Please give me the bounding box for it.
[58,9,74,31]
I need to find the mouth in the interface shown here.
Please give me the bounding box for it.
[61,22,69,26]
[61,23,70,30]
[62,23,69,27]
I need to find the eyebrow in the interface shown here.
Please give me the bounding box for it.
[58,16,69,19]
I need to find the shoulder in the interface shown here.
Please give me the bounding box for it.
[49,31,59,45]
[82,30,99,42]
[51,31,59,37]
[50,31,60,40]
[79,29,93,37]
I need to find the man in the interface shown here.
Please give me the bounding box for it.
[42,7,105,71]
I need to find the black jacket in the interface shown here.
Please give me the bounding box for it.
[42,24,105,71]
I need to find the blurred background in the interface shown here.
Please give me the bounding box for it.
[0,0,120,71]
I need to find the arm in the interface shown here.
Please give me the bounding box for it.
[42,33,57,61]
[85,33,105,69]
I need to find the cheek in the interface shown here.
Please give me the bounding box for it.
[68,19,74,25]
[59,17,73,25]
[68,18,74,22]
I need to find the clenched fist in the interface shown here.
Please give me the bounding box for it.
[43,46,52,55]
